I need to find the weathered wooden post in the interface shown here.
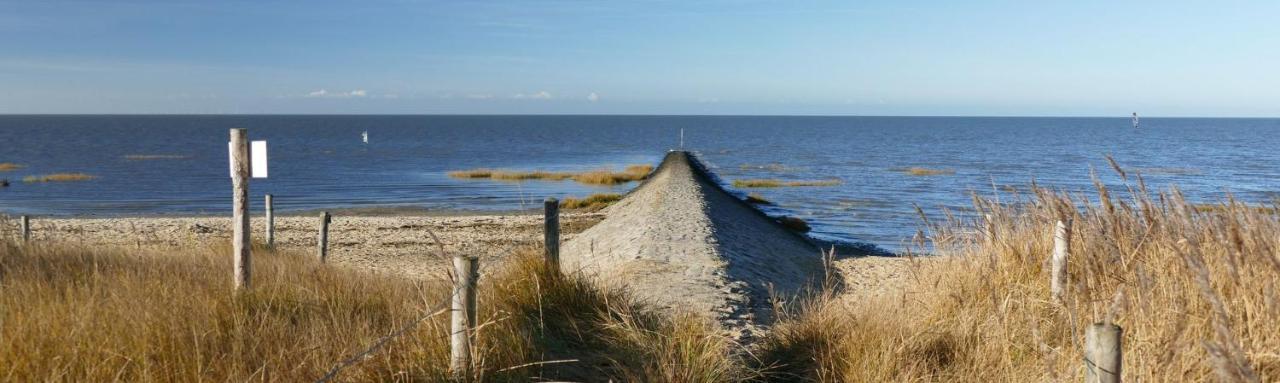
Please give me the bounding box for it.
[229,128,252,290]
[264,194,275,248]
[317,211,331,262]
[544,197,560,273]
[1051,219,1071,303]
[450,255,479,380]
[20,215,30,242]
[1085,322,1123,383]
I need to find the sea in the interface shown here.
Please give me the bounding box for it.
[2,115,1278,251]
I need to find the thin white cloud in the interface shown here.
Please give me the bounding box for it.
[513,91,553,100]
[304,89,369,98]
[466,93,495,100]
[587,92,599,102]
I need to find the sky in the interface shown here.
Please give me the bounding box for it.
[1,0,1278,116]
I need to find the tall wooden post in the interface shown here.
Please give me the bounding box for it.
[450,255,479,380]
[1085,323,1123,383]
[1051,219,1071,303]
[230,129,251,290]
[317,211,331,262]
[20,215,30,242]
[544,197,560,273]
[264,194,275,248]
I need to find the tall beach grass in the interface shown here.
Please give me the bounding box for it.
[757,166,1280,381]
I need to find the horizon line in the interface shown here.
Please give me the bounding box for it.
[0,113,1276,119]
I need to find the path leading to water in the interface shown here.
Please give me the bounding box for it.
[561,151,826,339]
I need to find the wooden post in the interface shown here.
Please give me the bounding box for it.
[20,215,30,242]
[544,197,560,273]
[317,211,331,262]
[264,194,275,248]
[1085,323,1123,383]
[230,128,251,290]
[1051,219,1071,303]
[450,255,479,380]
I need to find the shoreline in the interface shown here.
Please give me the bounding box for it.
[8,212,605,280]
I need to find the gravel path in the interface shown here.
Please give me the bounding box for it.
[561,151,823,339]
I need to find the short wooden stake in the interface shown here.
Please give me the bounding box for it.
[317,211,331,262]
[1051,219,1071,303]
[1085,322,1122,383]
[264,194,275,248]
[20,215,30,242]
[229,128,252,290]
[544,198,560,273]
[450,255,479,380]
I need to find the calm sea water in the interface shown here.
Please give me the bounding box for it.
[2,115,1278,250]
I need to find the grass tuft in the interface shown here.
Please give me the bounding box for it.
[776,216,811,233]
[123,154,191,160]
[899,167,956,176]
[560,193,623,211]
[22,173,96,183]
[744,193,774,205]
[732,179,841,188]
[448,164,653,186]
[0,163,24,171]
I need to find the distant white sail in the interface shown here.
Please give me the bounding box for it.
[1132,112,1139,129]
[362,130,369,143]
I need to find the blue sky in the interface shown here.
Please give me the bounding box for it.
[2,0,1277,116]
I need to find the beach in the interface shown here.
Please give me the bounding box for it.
[16,212,606,280]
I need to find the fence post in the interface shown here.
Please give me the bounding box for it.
[544,197,560,273]
[20,215,30,242]
[317,211,330,262]
[450,255,479,380]
[1085,322,1122,383]
[1051,219,1071,303]
[230,128,252,290]
[265,194,274,248]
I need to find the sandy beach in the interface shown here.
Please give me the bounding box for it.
[16,212,606,280]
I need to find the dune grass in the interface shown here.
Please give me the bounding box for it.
[899,167,956,176]
[756,168,1280,381]
[732,179,842,188]
[448,164,653,186]
[560,193,623,211]
[0,237,743,382]
[0,162,23,171]
[123,154,191,160]
[22,173,96,183]
[744,193,774,205]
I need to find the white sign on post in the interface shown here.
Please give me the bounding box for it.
[251,140,268,178]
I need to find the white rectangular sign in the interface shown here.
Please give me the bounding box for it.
[251,140,268,178]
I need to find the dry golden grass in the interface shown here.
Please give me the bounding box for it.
[0,236,742,382]
[448,164,653,186]
[560,193,623,211]
[757,168,1280,381]
[22,173,96,183]
[0,162,23,171]
[900,167,956,176]
[732,179,842,188]
[123,154,191,160]
[745,193,774,205]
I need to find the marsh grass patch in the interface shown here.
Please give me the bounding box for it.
[23,173,96,183]
[732,179,841,188]
[448,164,653,186]
[0,163,24,172]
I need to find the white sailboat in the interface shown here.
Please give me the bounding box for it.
[361,130,369,143]
[1132,112,1139,129]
